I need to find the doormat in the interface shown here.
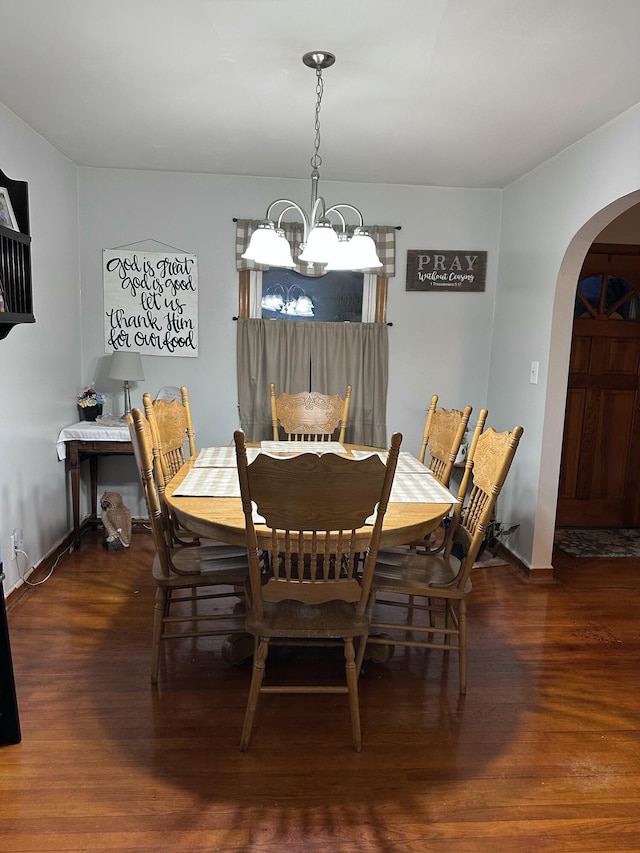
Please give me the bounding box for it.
[554,527,640,558]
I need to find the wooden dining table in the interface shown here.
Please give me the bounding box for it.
[164,442,456,551]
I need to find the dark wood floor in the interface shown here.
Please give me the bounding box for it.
[2,529,640,852]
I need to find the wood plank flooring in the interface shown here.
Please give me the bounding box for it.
[2,530,640,852]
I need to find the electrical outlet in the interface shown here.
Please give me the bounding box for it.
[12,528,23,558]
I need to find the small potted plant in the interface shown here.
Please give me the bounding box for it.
[77,388,105,421]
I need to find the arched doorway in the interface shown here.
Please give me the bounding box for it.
[557,239,640,527]
[534,192,640,574]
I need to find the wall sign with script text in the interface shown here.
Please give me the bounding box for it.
[103,249,198,356]
[406,250,487,292]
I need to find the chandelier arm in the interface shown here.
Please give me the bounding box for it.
[265,199,310,241]
[322,207,348,232]
[310,195,328,227]
[324,203,365,229]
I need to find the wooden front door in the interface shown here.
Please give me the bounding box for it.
[557,244,640,527]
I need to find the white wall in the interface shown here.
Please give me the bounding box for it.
[78,168,502,516]
[491,103,640,570]
[0,104,81,593]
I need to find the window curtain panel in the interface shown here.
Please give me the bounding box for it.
[309,322,388,448]
[236,318,311,441]
[237,318,388,446]
[235,219,396,278]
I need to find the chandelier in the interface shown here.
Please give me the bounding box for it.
[242,52,382,272]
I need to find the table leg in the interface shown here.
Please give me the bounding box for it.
[67,442,82,548]
[89,456,99,529]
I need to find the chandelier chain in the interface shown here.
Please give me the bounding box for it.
[310,66,324,172]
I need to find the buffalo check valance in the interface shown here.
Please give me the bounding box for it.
[235,219,396,278]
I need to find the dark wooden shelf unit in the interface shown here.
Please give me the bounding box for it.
[0,168,33,340]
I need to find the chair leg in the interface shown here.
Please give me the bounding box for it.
[407,593,415,625]
[445,599,453,631]
[150,587,167,685]
[458,599,467,695]
[344,637,362,752]
[355,629,368,678]
[240,637,269,751]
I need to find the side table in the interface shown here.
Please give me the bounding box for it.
[56,419,133,548]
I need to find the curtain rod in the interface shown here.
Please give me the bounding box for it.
[232,317,392,325]
[232,218,401,229]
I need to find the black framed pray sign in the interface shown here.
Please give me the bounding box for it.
[406,250,487,292]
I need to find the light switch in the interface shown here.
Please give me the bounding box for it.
[529,361,539,384]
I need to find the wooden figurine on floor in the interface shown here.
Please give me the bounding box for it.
[100,491,132,550]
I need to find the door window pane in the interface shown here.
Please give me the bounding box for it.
[575,275,640,320]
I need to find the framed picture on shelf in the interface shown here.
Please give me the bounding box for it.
[0,187,18,230]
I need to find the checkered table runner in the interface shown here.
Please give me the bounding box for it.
[260,440,347,454]
[174,459,456,503]
[173,467,241,497]
[194,446,260,467]
[350,450,432,476]
[390,474,457,504]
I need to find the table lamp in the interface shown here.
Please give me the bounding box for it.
[108,351,145,418]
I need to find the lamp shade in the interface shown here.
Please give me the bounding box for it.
[242,222,295,268]
[346,228,383,269]
[324,234,354,271]
[108,351,145,381]
[270,230,296,268]
[299,220,340,264]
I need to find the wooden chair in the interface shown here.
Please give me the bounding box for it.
[128,408,249,684]
[269,382,352,442]
[143,387,202,546]
[410,396,475,555]
[419,394,472,485]
[365,422,523,694]
[143,386,196,482]
[234,428,402,752]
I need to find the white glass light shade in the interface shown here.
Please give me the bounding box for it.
[324,234,355,271]
[271,229,296,268]
[242,223,295,268]
[298,220,340,264]
[347,228,383,269]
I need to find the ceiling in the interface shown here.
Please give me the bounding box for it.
[1,0,640,189]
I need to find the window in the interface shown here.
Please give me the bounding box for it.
[247,269,378,322]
